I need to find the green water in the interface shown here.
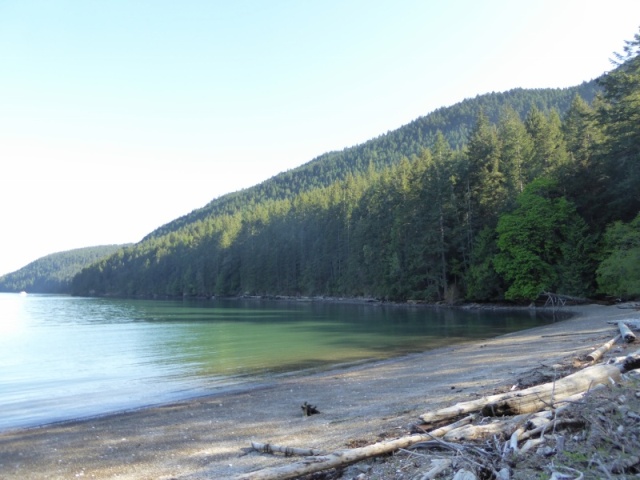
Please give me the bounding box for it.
[0,294,560,430]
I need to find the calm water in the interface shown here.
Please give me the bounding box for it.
[0,293,558,431]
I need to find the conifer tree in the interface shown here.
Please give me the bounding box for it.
[497,106,534,199]
[596,27,640,222]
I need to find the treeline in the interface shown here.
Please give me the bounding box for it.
[72,32,640,302]
[0,245,127,293]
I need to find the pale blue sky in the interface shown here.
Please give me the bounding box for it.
[1,0,639,276]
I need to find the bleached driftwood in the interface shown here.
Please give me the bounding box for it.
[607,319,640,329]
[419,363,622,424]
[250,441,323,457]
[447,383,608,446]
[443,413,529,442]
[623,349,640,371]
[619,321,637,343]
[419,458,452,479]
[586,335,621,362]
[452,469,478,480]
[236,415,474,480]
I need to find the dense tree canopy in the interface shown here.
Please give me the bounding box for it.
[597,214,640,298]
[493,179,592,300]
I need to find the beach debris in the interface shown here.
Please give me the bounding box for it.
[301,401,320,416]
[452,468,477,480]
[236,416,474,480]
[418,363,622,424]
[249,441,324,457]
[618,321,637,342]
[586,334,621,362]
[417,458,452,479]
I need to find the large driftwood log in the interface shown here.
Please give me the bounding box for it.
[235,415,474,480]
[443,386,604,445]
[586,335,621,362]
[419,364,621,424]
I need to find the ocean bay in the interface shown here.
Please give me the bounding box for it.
[0,293,557,431]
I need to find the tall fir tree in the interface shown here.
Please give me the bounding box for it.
[596,27,640,222]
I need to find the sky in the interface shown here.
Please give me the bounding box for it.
[1,0,639,277]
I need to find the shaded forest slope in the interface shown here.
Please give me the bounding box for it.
[0,245,128,293]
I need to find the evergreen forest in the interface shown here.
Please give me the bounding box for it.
[0,245,127,293]
[68,31,640,303]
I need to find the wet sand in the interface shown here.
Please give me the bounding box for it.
[1,304,637,479]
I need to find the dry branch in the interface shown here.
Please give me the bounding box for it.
[542,331,605,338]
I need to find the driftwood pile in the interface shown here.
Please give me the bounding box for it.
[235,320,640,480]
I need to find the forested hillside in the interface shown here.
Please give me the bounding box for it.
[71,31,640,303]
[0,245,127,293]
[145,82,598,240]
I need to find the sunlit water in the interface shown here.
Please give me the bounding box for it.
[0,293,560,431]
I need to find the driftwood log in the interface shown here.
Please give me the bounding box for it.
[607,319,640,329]
[441,386,599,443]
[587,335,621,362]
[235,415,475,480]
[419,363,621,424]
[619,321,637,343]
[624,349,640,371]
[250,441,323,457]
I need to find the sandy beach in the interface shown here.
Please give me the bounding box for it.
[1,303,637,479]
